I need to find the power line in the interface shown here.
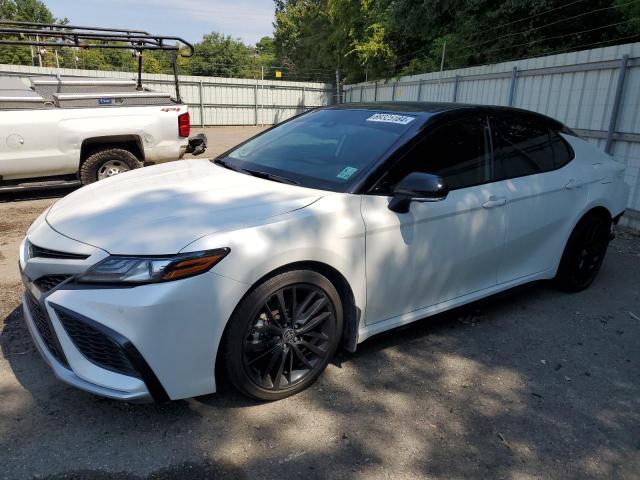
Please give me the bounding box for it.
[460,0,640,51]
[390,0,638,70]
[392,0,592,64]
[389,4,637,72]
[482,0,590,33]
[448,18,636,62]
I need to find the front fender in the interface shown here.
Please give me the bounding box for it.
[183,194,368,323]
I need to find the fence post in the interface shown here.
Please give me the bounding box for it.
[417,80,423,101]
[374,81,378,102]
[605,55,629,154]
[198,80,204,127]
[254,83,258,126]
[507,67,518,106]
[301,86,306,111]
[453,75,460,102]
[392,81,397,101]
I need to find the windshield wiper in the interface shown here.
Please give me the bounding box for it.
[213,158,242,172]
[239,168,300,185]
[213,159,298,185]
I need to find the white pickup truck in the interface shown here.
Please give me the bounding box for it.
[0,75,206,192]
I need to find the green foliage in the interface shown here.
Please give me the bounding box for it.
[616,0,640,34]
[273,0,636,83]
[0,0,56,65]
[187,32,260,78]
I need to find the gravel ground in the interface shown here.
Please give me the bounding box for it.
[1,126,639,479]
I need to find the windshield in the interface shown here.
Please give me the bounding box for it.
[216,108,419,191]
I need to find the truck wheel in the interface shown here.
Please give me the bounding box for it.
[80,148,142,185]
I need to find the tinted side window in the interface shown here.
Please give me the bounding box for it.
[491,114,554,180]
[549,130,573,168]
[374,116,491,193]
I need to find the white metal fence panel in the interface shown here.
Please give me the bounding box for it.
[344,42,640,227]
[0,63,333,127]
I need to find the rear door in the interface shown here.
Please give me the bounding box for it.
[489,113,587,283]
[361,115,508,325]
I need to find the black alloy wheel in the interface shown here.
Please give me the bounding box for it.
[555,213,612,292]
[223,270,343,400]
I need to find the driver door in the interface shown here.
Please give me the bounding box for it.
[361,115,507,325]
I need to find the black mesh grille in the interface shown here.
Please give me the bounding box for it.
[55,309,140,378]
[28,242,89,260]
[25,293,69,367]
[34,275,72,292]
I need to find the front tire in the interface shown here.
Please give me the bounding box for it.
[80,148,142,185]
[222,270,343,401]
[555,212,612,292]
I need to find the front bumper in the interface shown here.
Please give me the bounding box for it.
[19,221,248,401]
[22,291,153,402]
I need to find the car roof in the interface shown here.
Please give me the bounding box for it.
[328,101,468,115]
[326,101,567,129]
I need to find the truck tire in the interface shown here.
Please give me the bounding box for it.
[80,148,142,185]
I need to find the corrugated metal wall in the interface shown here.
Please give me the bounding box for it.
[0,64,333,126]
[345,42,640,227]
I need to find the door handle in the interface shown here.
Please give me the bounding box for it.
[565,178,584,190]
[482,196,507,209]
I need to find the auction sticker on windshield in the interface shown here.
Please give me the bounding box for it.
[366,113,416,125]
[337,166,358,180]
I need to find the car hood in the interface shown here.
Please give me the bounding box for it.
[46,160,324,255]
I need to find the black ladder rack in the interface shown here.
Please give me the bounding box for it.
[0,20,194,102]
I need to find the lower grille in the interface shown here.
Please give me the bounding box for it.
[25,293,69,367]
[55,308,140,378]
[34,274,72,292]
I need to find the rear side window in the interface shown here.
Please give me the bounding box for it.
[373,115,491,193]
[490,114,555,180]
[549,130,573,168]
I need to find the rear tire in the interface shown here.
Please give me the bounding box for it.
[222,270,343,401]
[80,148,142,185]
[554,212,612,292]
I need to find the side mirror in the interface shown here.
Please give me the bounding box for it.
[388,172,449,213]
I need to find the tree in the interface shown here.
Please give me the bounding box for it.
[0,0,57,65]
[273,0,633,82]
[187,32,259,78]
[616,0,640,34]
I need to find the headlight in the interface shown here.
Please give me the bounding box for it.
[77,248,230,284]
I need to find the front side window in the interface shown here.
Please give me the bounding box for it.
[373,115,491,193]
[217,108,419,192]
[490,114,555,180]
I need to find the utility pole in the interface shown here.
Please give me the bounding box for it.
[36,35,43,67]
[439,41,446,77]
[261,65,264,126]
[438,41,447,95]
[335,67,341,104]
[365,64,368,83]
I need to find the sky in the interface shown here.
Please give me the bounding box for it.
[45,0,276,46]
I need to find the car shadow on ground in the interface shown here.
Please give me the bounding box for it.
[1,246,639,480]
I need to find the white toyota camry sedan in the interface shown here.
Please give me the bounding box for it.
[20,103,628,402]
